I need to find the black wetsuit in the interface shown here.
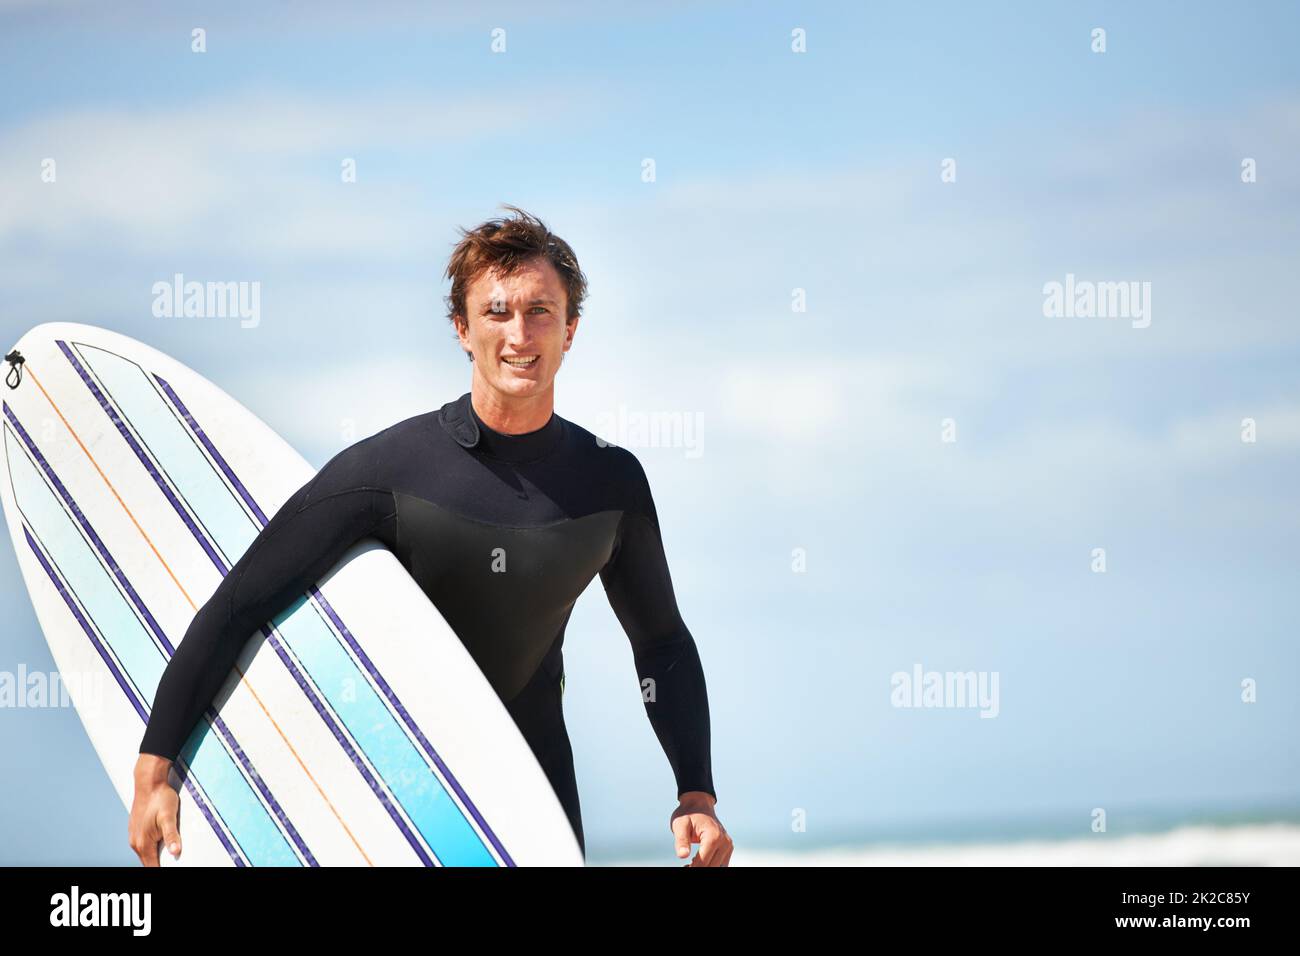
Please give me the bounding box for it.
[138,391,715,857]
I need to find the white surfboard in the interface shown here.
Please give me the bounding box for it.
[0,322,584,867]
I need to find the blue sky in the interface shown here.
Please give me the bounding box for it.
[1,0,1298,864]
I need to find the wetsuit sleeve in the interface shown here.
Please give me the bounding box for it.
[599,454,716,803]
[138,443,395,763]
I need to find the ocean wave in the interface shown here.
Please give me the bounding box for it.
[610,823,1300,866]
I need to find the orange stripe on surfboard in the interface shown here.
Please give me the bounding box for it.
[24,361,376,867]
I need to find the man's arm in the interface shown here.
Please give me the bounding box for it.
[599,453,716,803]
[138,445,395,763]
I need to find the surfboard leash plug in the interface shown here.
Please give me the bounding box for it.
[4,350,24,389]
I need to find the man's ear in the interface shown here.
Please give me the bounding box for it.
[453,315,474,361]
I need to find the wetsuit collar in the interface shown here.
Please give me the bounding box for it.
[438,391,564,462]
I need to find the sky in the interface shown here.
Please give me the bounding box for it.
[0,0,1297,865]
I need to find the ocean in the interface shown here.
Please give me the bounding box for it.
[596,805,1300,866]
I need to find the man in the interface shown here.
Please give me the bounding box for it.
[129,206,731,866]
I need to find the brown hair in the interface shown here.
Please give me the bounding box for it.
[443,205,588,348]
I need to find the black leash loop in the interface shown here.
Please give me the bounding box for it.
[4,349,23,389]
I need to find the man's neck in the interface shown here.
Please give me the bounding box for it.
[469,378,555,435]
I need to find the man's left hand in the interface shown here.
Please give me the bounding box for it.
[670,792,733,867]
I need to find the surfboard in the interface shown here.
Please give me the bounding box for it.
[0,322,584,867]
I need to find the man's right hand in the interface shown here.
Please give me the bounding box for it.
[129,754,181,867]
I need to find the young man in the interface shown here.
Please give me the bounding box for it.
[129,206,731,866]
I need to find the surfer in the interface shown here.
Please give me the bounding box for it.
[129,206,731,867]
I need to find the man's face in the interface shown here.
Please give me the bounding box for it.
[457,256,576,402]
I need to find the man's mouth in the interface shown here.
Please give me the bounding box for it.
[501,355,539,368]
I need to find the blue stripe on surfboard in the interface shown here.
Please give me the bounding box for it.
[20,524,247,866]
[158,377,520,869]
[64,340,504,866]
[154,376,519,868]
[3,410,310,866]
[154,369,516,865]
[63,344,444,867]
[2,407,310,867]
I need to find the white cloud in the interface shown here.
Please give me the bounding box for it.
[0,88,606,256]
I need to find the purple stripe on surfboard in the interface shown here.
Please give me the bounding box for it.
[3,400,315,866]
[19,524,145,719]
[20,523,246,867]
[153,370,518,867]
[58,342,441,866]
[306,582,518,868]
[56,341,228,575]
[6,397,177,655]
